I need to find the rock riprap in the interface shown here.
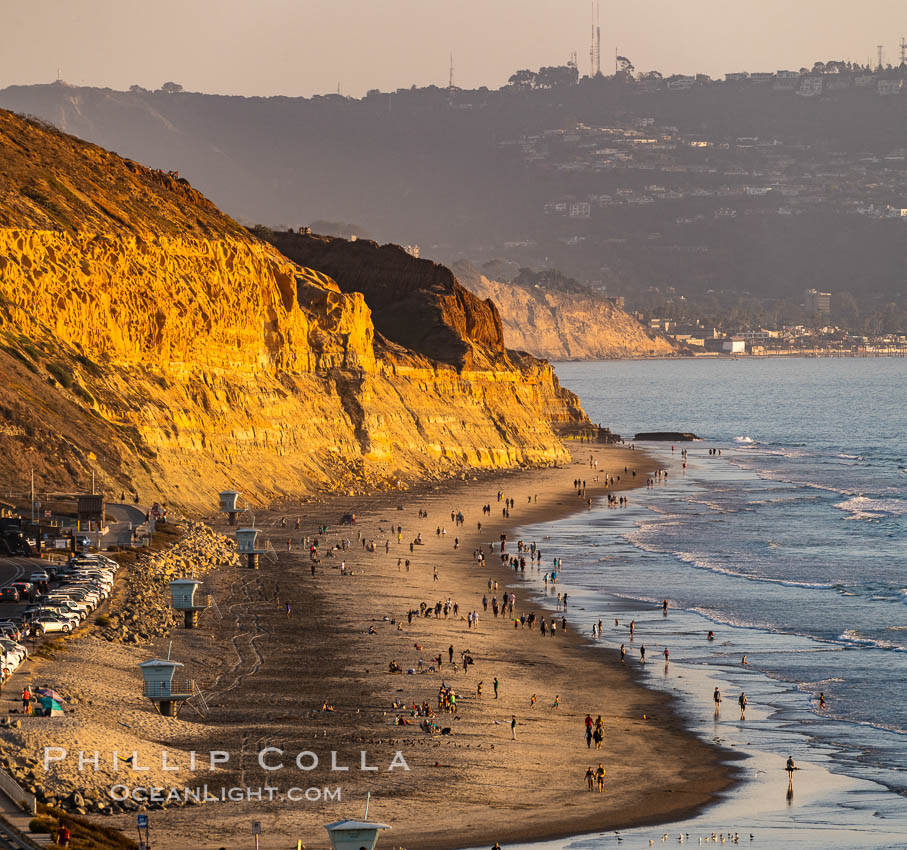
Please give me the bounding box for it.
[101,523,238,643]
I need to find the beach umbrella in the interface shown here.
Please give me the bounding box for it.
[34,688,63,701]
[37,697,64,717]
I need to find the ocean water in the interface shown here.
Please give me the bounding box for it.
[481,358,907,849]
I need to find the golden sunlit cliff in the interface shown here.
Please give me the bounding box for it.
[0,110,588,509]
[456,267,680,361]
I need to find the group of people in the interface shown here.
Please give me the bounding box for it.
[713,687,748,718]
[584,763,607,791]
[583,713,606,749]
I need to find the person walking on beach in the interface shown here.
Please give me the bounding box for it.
[511,715,517,740]
[663,598,669,615]
[448,645,454,664]
[530,693,536,708]
[595,763,606,792]
[639,644,646,662]
[739,692,747,718]
[552,694,559,710]
[585,765,595,791]
[713,687,722,714]
[493,677,499,699]
[786,755,796,780]
[21,686,30,715]
[620,644,626,663]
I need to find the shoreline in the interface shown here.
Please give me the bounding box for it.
[16,446,741,849]
[495,438,907,850]
[210,444,740,849]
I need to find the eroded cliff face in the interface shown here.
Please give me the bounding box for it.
[267,232,508,369]
[459,270,680,361]
[0,111,586,509]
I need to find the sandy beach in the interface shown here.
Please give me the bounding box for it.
[7,444,738,849]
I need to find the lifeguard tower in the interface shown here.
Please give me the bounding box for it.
[218,490,241,526]
[168,578,205,628]
[236,527,263,569]
[324,819,390,850]
[138,659,195,717]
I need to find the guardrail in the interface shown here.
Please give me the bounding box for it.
[143,678,195,699]
[0,769,35,816]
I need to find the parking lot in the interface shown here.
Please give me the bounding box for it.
[0,557,42,621]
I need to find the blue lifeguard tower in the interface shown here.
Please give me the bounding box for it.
[324,819,390,850]
[138,659,194,717]
[168,578,205,628]
[235,527,262,569]
[218,490,241,526]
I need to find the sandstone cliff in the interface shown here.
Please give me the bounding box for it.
[456,265,680,361]
[0,111,587,509]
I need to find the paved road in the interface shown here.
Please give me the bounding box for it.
[103,503,147,548]
[0,558,42,622]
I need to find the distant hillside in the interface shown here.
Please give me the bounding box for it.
[0,109,587,508]
[454,264,679,360]
[2,79,905,310]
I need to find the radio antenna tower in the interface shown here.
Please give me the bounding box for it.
[448,53,454,90]
[877,44,884,69]
[900,37,906,66]
[590,2,595,77]
[595,2,602,76]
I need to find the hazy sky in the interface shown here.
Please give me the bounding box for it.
[3,1,905,96]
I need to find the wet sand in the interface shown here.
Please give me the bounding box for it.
[29,444,739,849]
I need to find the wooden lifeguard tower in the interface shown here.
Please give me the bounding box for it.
[168,578,206,628]
[218,490,241,526]
[235,527,263,569]
[138,659,195,717]
[324,819,390,850]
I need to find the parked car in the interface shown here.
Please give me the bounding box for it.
[0,587,19,602]
[45,598,89,618]
[51,593,94,611]
[42,603,85,623]
[31,615,74,635]
[0,622,23,642]
[29,571,49,583]
[2,533,31,556]
[0,639,26,664]
[75,554,118,568]
[0,653,20,674]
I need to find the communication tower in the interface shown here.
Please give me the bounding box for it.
[596,3,602,76]
[589,2,602,76]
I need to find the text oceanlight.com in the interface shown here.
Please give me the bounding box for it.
[109,785,343,804]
